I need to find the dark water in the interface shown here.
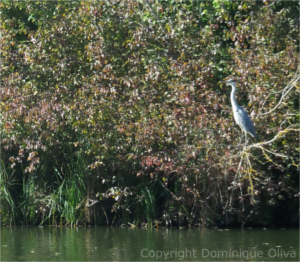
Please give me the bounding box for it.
[1,227,298,261]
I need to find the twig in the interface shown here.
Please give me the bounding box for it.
[100,202,109,226]
[247,125,298,148]
[144,0,165,33]
[260,67,300,115]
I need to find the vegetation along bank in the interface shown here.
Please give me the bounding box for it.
[1,1,299,228]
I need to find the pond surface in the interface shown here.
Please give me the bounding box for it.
[1,227,298,261]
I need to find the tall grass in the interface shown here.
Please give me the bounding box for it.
[34,153,88,226]
[140,186,156,227]
[19,171,36,225]
[1,149,90,226]
[0,160,17,225]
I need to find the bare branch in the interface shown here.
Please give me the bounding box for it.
[86,199,99,208]
[248,125,299,148]
[260,66,300,116]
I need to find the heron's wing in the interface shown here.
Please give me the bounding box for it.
[234,107,257,138]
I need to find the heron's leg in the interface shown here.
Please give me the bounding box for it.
[237,131,243,147]
[245,133,248,145]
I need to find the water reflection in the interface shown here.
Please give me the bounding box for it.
[1,227,298,261]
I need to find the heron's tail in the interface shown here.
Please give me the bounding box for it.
[251,132,257,140]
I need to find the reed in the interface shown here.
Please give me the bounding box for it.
[1,160,17,225]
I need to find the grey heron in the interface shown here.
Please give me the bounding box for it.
[222,79,257,145]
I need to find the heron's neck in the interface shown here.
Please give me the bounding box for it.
[230,83,238,110]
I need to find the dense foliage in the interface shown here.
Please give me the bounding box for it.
[1,0,299,228]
